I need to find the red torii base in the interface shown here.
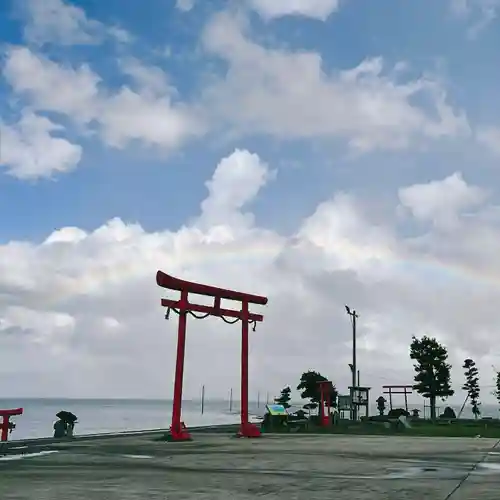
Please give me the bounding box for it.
[318,381,334,427]
[0,408,23,442]
[156,270,268,441]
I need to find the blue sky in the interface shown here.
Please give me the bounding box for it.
[2,0,500,400]
[1,0,499,241]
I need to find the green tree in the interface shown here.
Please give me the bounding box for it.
[297,370,337,412]
[440,406,456,419]
[493,371,500,410]
[376,396,387,416]
[274,386,292,409]
[410,335,454,420]
[462,358,481,419]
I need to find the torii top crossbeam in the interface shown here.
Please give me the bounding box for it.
[156,271,268,306]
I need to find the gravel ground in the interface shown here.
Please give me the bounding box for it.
[1,432,500,499]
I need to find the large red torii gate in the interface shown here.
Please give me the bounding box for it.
[156,270,268,441]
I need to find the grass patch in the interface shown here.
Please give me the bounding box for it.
[263,419,500,439]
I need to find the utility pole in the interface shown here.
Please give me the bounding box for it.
[345,305,358,421]
[201,385,205,415]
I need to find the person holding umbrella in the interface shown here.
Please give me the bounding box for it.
[54,411,78,438]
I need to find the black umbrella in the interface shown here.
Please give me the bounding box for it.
[56,411,78,423]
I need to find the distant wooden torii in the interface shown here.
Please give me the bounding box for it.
[382,385,413,412]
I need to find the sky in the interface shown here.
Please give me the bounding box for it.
[1,0,500,406]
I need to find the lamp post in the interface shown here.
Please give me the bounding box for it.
[345,305,358,421]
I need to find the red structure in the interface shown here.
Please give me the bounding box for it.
[318,381,334,427]
[156,270,268,441]
[0,408,23,442]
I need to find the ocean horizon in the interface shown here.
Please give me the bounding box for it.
[1,397,498,441]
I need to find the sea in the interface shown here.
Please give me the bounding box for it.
[1,398,498,441]
[0,399,266,441]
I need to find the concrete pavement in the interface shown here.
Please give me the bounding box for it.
[1,431,499,499]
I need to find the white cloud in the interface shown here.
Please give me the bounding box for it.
[248,0,341,20]
[202,12,469,152]
[2,0,500,404]
[3,47,204,153]
[175,0,195,12]
[398,172,487,230]
[1,150,500,400]
[450,0,500,36]
[0,111,82,179]
[21,0,131,46]
[98,87,202,149]
[0,306,75,348]
[451,0,500,18]
[477,126,500,157]
[2,9,472,179]
[3,46,100,124]
[296,193,397,276]
[119,58,173,96]
[200,149,275,228]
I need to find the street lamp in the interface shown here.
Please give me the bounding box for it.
[345,305,358,421]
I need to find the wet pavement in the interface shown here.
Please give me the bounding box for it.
[1,431,500,499]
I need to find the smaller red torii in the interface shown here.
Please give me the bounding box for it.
[157,271,268,441]
[0,408,23,442]
[318,381,334,427]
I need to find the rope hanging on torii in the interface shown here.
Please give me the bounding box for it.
[156,270,268,441]
[164,305,258,329]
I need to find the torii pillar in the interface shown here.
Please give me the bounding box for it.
[157,271,268,441]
